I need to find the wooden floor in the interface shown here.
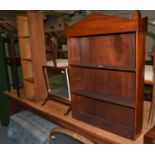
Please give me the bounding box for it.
[5,90,155,144]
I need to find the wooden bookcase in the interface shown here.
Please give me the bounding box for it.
[65,11,147,139]
[17,12,47,101]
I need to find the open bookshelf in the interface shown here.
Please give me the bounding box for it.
[17,12,47,101]
[65,11,147,139]
[72,89,135,108]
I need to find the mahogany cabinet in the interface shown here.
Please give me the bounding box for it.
[65,11,147,139]
[17,12,47,101]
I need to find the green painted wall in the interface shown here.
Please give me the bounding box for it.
[0,37,11,126]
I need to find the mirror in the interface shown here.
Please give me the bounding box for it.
[43,66,71,105]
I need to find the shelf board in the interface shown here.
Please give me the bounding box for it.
[19,36,29,38]
[144,80,153,85]
[70,64,136,72]
[21,57,32,61]
[72,89,135,108]
[24,77,34,83]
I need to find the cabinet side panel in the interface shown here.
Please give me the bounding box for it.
[24,81,35,98]
[135,31,145,137]
[17,16,29,37]
[21,60,33,79]
[28,12,47,100]
[19,38,31,59]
